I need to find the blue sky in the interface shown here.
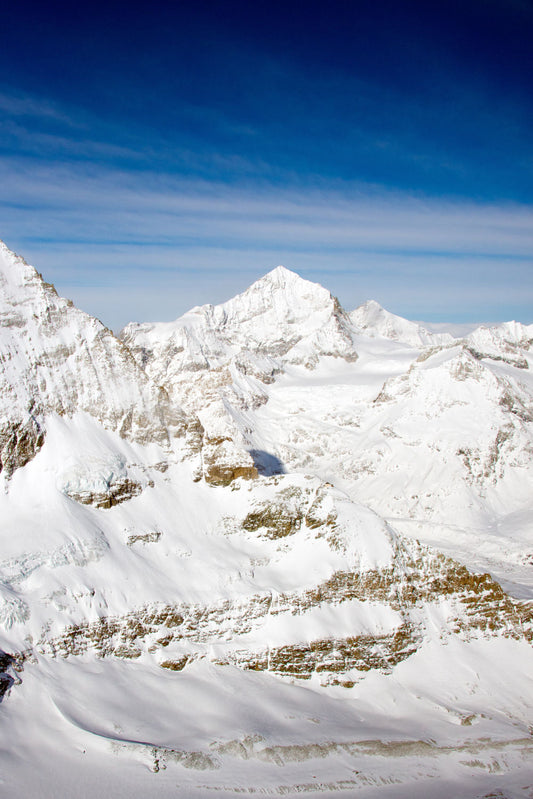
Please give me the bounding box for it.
[1,0,532,329]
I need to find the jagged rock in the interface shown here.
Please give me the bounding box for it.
[227,625,418,678]
[202,437,258,486]
[160,656,190,671]
[127,531,162,546]
[66,478,144,509]
[0,417,45,477]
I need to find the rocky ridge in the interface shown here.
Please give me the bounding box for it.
[0,241,195,482]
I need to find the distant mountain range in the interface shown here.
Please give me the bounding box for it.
[0,241,532,798]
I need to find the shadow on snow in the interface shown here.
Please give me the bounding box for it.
[249,450,285,477]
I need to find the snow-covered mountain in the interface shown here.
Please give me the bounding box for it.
[121,266,358,484]
[0,241,193,484]
[350,298,455,347]
[1,243,533,798]
[465,320,533,368]
[122,265,358,372]
[123,266,533,594]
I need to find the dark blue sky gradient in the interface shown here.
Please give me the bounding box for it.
[0,0,532,327]
[2,0,532,197]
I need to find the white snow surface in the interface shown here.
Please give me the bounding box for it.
[351,299,456,347]
[0,245,532,797]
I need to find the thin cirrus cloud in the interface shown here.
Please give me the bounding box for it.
[2,70,532,194]
[0,91,80,126]
[2,157,532,253]
[1,157,531,331]
[0,72,531,330]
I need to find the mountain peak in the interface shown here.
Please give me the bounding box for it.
[232,265,335,311]
[261,264,302,282]
[351,299,455,348]
[0,240,183,477]
[0,239,65,327]
[213,265,340,334]
[256,264,329,296]
[122,263,357,376]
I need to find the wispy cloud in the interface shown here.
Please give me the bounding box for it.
[2,158,531,254]
[0,82,531,329]
[0,91,79,126]
[1,157,531,329]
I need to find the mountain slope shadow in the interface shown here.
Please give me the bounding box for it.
[249,450,285,476]
[0,652,15,702]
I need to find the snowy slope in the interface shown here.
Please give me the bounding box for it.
[0,241,191,482]
[1,408,532,797]
[0,243,532,798]
[464,320,533,368]
[351,299,455,347]
[242,342,533,591]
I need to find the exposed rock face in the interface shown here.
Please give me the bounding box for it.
[0,651,16,700]
[127,531,162,546]
[202,443,258,486]
[203,461,258,487]
[65,477,144,509]
[0,418,45,478]
[36,527,533,680]
[231,626,418,681]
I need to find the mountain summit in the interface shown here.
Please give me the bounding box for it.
[221,264,336,326]
[122,264,357,369]
[350,298,455,348]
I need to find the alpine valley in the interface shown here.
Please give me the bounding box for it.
[0,240,532,799]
